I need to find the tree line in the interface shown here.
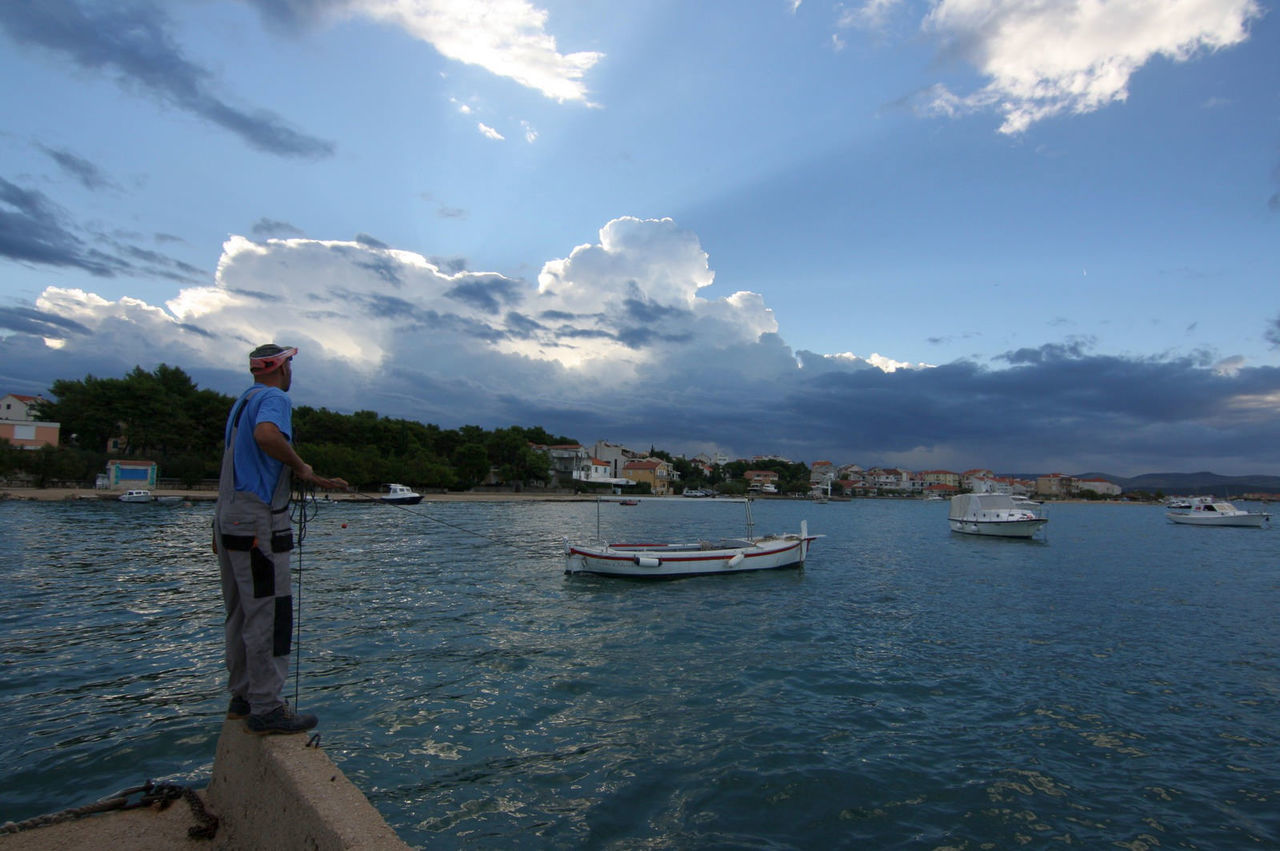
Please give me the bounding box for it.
[2,365,573,491]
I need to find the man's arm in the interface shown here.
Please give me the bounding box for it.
[253,422,349,490]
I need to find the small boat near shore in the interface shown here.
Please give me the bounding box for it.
[564,498,820,578]
[118,489,153,503]
[380,483,423,505]
[1166,497,1269,528]
[949,493,1048,539]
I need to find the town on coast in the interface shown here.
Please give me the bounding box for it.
[4,385,1276,504]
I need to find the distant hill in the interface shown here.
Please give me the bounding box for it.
[1072,471,1280,496]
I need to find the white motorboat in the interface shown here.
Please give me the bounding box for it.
[949,493,1048,539]
[1166,497,1269,528]
[564,498,820,578]
[118,489,153,503]
[380,483,423,505]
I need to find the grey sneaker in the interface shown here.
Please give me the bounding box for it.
[227,696,250,719]
[246,704,319,735]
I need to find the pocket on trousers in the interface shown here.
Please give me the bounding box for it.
[271,530,294,553]
[250,547,276,598]
[273,596,293,656]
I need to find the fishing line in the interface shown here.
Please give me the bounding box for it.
[341,489,551,557]
[289,480,320,707]
[283,486,559,703]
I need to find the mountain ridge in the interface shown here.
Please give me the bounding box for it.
[1006,471,1280,495]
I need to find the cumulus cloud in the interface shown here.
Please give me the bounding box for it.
[0,1,335,158]
[913,0,1262,134]
[248,0,602,103]
[4,217,1280,475]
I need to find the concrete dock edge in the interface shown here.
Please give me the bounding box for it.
[0,719,411,850]
[206,719,411,850]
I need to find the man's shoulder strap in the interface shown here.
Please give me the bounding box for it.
[230,387,266,431]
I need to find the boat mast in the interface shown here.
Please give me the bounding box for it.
[745,497,755,540]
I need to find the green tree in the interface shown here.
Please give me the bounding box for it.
[39,375,120,451]
[453,443,491,488]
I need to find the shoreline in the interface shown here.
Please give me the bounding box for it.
[0,486,600,503]
[1,486,1163,505]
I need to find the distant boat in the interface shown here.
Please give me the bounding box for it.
[118,489,153,503]
[617,499,639,506]
[949,493,1048,539]
[1166,497,1269,528]
[380,484,423,505]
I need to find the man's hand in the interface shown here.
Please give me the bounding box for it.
[308,473,349,491]
[254,423,349,491]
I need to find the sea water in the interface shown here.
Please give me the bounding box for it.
[1,497,1276,848]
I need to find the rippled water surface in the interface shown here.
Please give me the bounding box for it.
[2,497,1278,848]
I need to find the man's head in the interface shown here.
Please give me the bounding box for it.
[249,343,297,390]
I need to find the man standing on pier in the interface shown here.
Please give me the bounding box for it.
[214,343,347,734]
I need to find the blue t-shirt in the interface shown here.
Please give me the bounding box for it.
[225,384,293,504]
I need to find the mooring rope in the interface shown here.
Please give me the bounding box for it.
[0,780,218,839]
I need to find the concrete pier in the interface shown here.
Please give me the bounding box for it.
[0,720,410,850]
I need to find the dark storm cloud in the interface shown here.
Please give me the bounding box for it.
[355,233,390,250]
[0,177,125,275]
[358,293,417,320]
[503,311,546,338]
[1266,314,1280,349]
[113,242,205,283]
[0,1,334,158]
[540,309,580,322]
[251,218,305,238]
[354,256,403,286]
[444,277,525,314]
[622,295,687,324]
[615,326,694,348]
[227,287,282,302]
[773,347,1280,469]
[0,305,90,336]
[430,256,470,274]
[38,144,115,191]
[243,0,351,32]
[2,172,207,282]
[175,322,216,338]
[999,340,1091,364]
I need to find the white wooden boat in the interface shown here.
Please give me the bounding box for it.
[564,499,820,578]
[380,483,423,505]
[118,489,153,503]
[1166,497,1269,528]
[949,493,1047,538]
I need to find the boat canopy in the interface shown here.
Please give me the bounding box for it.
[949,493,1020,519]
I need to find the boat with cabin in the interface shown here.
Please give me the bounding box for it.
[380,484,423,505]
[948,493,1048,539]
[118,489,153,503]
[1166,497,1269,528]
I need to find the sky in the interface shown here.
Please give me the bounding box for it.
[1,0,1278,477]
